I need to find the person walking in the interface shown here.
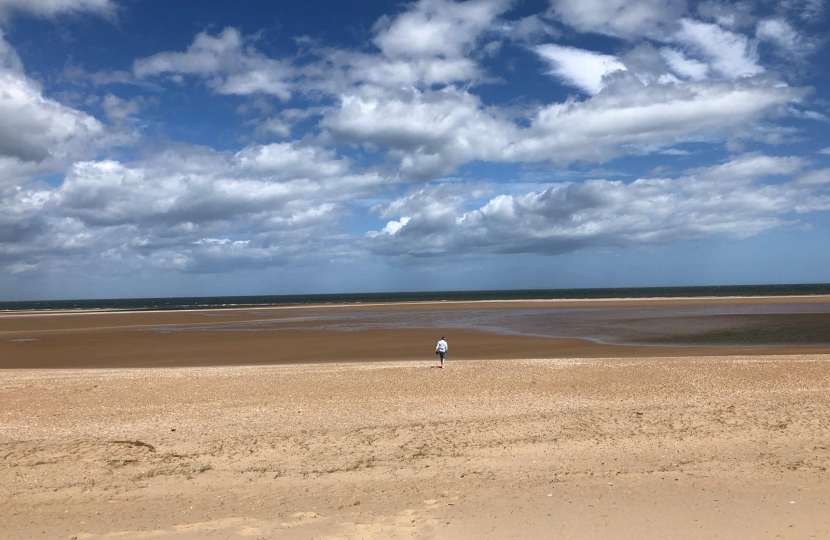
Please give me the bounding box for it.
[435,336,448,368]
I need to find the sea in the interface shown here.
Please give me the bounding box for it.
[2,283,830,312]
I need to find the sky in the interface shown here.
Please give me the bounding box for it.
[1,0,829,300]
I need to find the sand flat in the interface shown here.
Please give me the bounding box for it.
[4,296,830,369]
[2,298,830,538]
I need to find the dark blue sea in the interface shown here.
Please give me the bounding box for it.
[2,283,830,312]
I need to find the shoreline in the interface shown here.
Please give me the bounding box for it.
[2,292,830,318]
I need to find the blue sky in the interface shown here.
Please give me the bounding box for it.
[1,0,829,300]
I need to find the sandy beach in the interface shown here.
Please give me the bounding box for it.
[4,296,830,369]
[2,298,830,538]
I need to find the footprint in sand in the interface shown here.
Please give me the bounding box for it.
[280,511,322,527]
[326,508,439,540]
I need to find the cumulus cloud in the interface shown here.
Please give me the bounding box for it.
[307,0,511,93]
[695,1,757,29]
[249,108,319,138]
[0,142,390,274]
[133,0,509,99]
[506,76,805,164]
[101,93,143,121]
[322,85,513,178]
[0,32,108,186]
[499,15,559,44]
[367,154,830,257]
[316,2,806,178]
[660,47,708,80]
[687,152,807,180]
[673,19,763,79]
[233,142,350,178]
[0,0,114,20]
[795,168,830,187]
[54,144,377,227]
[134,27,293,99]
[0,72,101,164]
[0,185,49,245]
[366,182,490,254]
[323,69,805,179]
[757,19,799,48]
[373,0,509,59]
[2,0,827,280]
[756,18,815,60]
[534,44,627,94]
[548,0,687,39]
[127,0,809,187]
[306,47,481,92]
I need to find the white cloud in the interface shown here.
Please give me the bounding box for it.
[504,77,805,164]
[367,154,830,257]
[53,145,370,227]
[0,29,21,70]
[795,168,830,187]
[62,64,134,86]
[369,216,411,237]
[0,33,107,186]
[3,0,827,280]
[756,18,814,60]
[0,142,391,274]
[134,27,293,99]
[315,0,807,180]
[126,0,806,193]
[322,85,512,178]
[101,93,142,121]
[548,0,687,39]
[322,69,805,179]
[0,0,114,20]
[781,0,826,22]
[500,15,559,43]
[0,185,49,245]
[660,47,708,80]
[314,49,482,90]
[535,44,627,94]
[674,19,763,79]
[233,142,349,178]
[820,147,830,155]
[374,182,486,220]
[789,107,828,122]
[367,182,487,254]
[695,1,756,29]
[308,0,510,92]
[250,108,318,138]
[757,19,799,49]
[687,153,807,180]
[373,0,509,59]
[134,0,509,99]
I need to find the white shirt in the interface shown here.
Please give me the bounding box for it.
[436,339,448,353]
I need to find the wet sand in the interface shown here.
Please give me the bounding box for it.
[3,296,830,369]
[2,297,830,538]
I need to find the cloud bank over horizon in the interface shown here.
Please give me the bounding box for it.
[1,0,829,298]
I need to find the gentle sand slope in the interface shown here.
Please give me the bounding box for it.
[2,355,830,539]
